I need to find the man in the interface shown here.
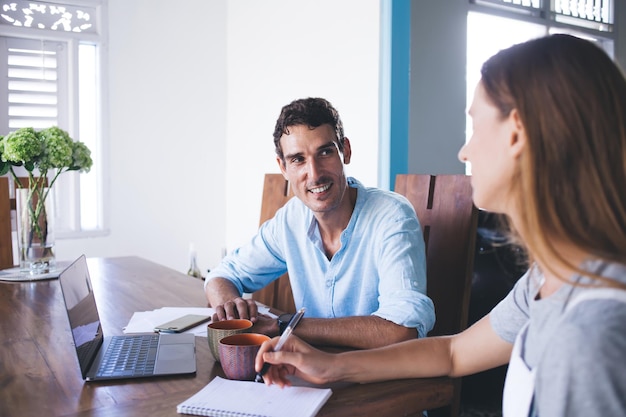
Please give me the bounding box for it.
[205,97,434,349]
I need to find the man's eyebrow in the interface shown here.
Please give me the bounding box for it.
[284,150,303,161]
[318,141,337,151]
[284,141,338,161]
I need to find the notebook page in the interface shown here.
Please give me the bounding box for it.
[177,376,332,417]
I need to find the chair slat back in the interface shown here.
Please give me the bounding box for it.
[394,174,478,337]
[0,177,13,269]
[252,174,296,313]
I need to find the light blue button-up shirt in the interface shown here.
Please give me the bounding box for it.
[206,178,435,337]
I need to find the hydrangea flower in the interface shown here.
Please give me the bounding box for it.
[0,127,44,171]
[38,126,74,170]
[70,141,93,172]
[0,126,93,178]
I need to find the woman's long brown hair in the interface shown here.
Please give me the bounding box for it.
[481,34,626,287]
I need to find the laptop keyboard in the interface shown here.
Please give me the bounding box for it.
[77,338,101,368]
[96,334,159,378]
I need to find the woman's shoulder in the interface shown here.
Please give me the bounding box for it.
[559,284,626,348]
[559,260,626,335]
[536,291,626,417]
[489,270,534,343]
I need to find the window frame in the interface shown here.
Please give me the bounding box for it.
[0,0,109,239]
[469,0,616,48]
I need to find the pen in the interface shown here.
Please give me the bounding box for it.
[255,307,305,383]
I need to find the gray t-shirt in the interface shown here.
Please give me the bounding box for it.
[490,260,626,417]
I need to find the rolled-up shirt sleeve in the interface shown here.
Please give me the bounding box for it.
[371,210,434,338]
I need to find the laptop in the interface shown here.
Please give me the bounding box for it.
[58,255,197,381]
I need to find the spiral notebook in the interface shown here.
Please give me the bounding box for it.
[177,376,332,417]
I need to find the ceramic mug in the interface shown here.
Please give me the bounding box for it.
[207,319,253,362]
[218,333,270,381]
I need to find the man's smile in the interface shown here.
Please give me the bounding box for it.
[308,183,331,194]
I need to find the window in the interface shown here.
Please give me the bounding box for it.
[465,0,615,173]
[0,0,106,236]
[471,0,613,30]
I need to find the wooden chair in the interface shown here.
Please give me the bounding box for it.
[251,173,478,417]
[395,174,478,338]
[0,177,13,269]
[394,174,478,417]
[251,173,296,313]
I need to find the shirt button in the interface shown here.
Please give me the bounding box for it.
[326,280,333,287]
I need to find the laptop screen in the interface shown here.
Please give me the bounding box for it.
[58,256,104,378]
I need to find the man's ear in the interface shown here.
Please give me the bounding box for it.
[509,109,526,159]
[342,137,352,165]
[276,156,288,180]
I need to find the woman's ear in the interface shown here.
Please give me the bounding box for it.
[509,109,527,159]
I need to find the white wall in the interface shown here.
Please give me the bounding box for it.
[56,0,380,276]
[57,0,229,274]
[224,0,380,252]
[408,1,467,175]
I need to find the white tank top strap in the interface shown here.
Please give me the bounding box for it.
[502,321,534,417]
[565,287,626,313]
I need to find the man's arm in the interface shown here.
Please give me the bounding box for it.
[293,315,417,349]
[206,277,415,347]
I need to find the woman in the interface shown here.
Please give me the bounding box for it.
[255,34,626,417]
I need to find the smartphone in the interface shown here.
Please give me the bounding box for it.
[154,314,211,333]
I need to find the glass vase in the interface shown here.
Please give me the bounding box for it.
[16,186,56,274]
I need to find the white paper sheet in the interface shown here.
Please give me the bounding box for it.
[123,304,275,336]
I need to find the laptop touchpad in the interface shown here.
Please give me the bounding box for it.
[154,344,196,374]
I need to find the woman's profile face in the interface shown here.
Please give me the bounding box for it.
[459,81,522,215]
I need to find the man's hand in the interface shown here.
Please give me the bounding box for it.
[212,296,258,322]
[212,300,280,337]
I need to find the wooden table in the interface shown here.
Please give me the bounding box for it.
[0,256,455,417]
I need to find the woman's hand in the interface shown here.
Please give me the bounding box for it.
[255,334,338,387]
